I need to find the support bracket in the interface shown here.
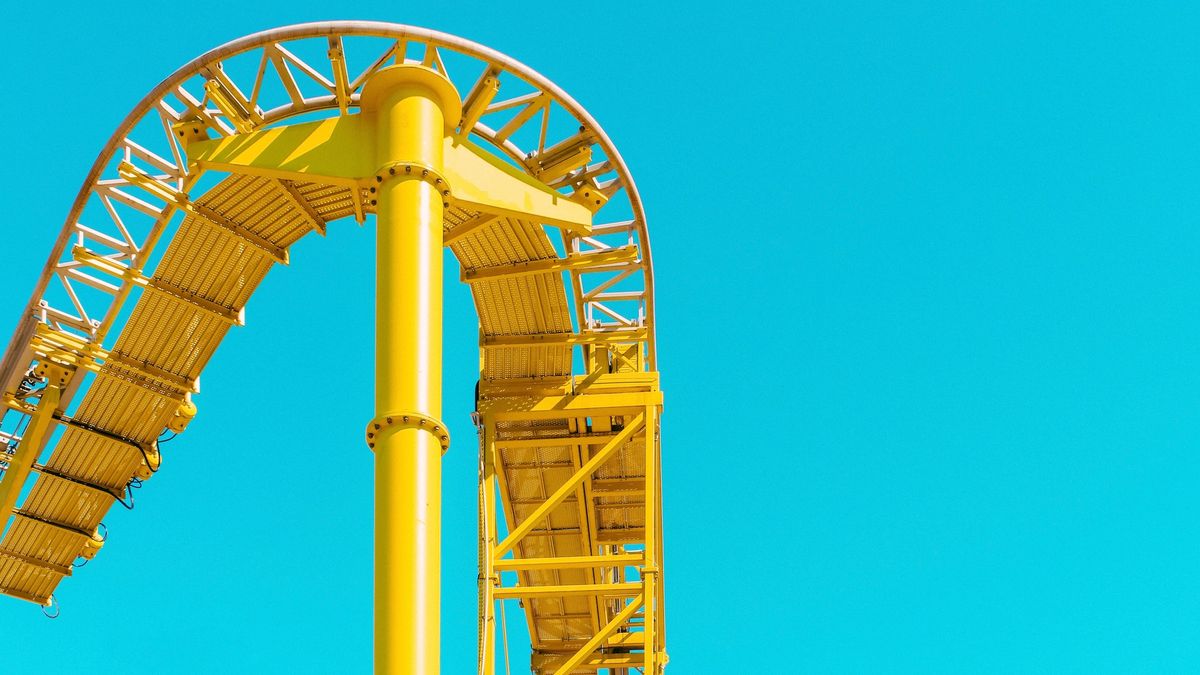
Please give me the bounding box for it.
[184,85,594,234]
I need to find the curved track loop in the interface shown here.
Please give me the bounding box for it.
[0,21,664,674]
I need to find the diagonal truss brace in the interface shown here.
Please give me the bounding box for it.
[552,593,645,675]
[494,412,645,559]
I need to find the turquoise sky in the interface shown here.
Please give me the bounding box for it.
[2,2,1199,673]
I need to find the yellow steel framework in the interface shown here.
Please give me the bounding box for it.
[0,21,664,674]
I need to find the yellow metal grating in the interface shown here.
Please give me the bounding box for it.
[1,169,587,605]
[0,171,316,604]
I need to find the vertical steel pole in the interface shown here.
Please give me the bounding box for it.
[0,363,68,533]
[480,414,497,675]
[643,403,659,674]
[362,64,460,675]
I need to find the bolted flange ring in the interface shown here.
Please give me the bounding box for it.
[366,411,450,454]
[367,162,453,209]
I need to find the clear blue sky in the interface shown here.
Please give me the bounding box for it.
[2,2,1198,673]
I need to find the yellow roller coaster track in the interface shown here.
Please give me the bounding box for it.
[0,21,665,675]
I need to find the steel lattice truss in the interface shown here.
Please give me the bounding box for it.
[0,21,664,674]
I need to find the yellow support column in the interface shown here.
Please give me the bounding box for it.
[479,414,497,675]
[0,362,71,532]
[643,403,660,674]
[361,65,462,675]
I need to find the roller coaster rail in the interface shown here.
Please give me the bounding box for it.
[0,21,666,675]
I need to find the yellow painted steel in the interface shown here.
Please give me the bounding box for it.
[0,24,667,675]
[0,363,70,536]
[479,371,665,674]
[364,65,457,675]
[171,63,663,673]
[185,118,592,232]
[554,593,645,674]
[494,414,645,559]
